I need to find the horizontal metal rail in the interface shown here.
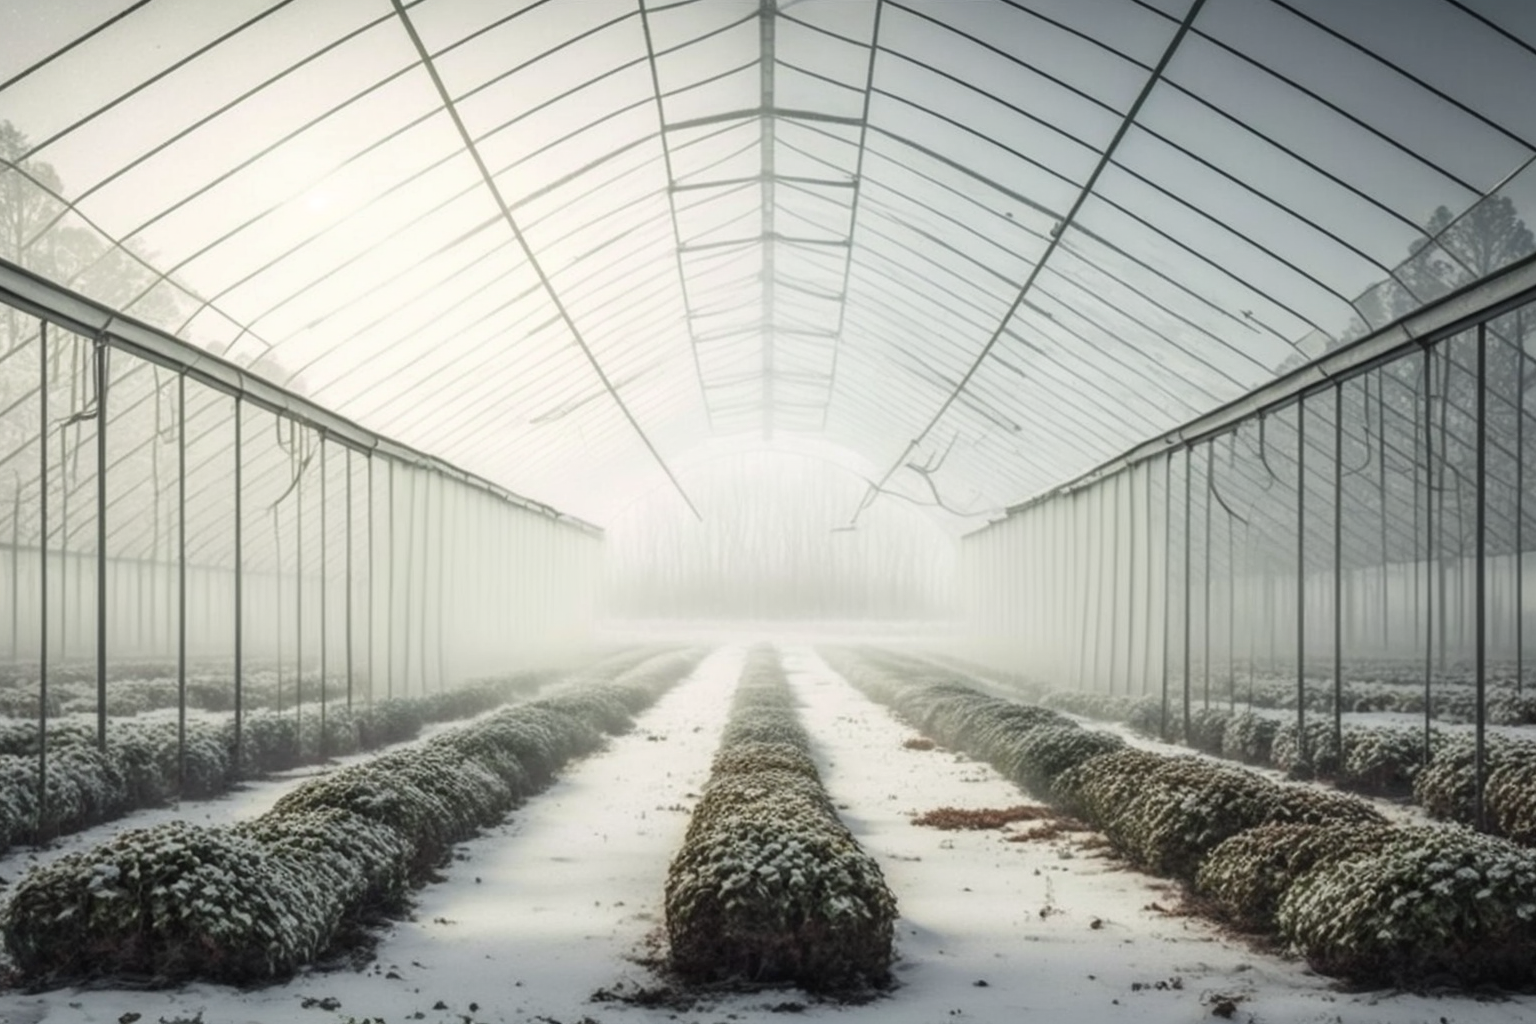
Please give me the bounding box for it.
[983,249,1536,532]
[0,256,602,537]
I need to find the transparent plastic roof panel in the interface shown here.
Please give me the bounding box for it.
[3,0,1533,524]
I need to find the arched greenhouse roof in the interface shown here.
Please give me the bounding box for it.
[3,0,1535,525]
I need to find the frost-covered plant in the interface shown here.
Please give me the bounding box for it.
[1221,712,1279,765]
[1270,719,1341,778]
[1339,726,1431,795]
[4,649,706,987]
[1054,752,1382,881]
[1277,826,1536,985]
[1196,822,1397,930]
[234,807,412,919]
[1000,724,1124,798]
[1486,759,1536,845]
[1187,707,1234,756]
[711,740,821,783]
[1414,733,1524,825]
[666,645,894,992]
[1125,695,1172,740]
[3,820,331,984]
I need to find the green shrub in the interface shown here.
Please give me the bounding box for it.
[711,740,821,783]
[1271,719,1341,778]
[667,645,894,992]
[1277,826,1536,985]
[3,821,330,984]
[1221,712,1279,764]
[1001,724,1125,797]
[1187,707,1234,755]
[1414,733,1523,825]
[1197,822,1397,930]
[1339,726,1430,795]
[1487,758,1536,844]
[1054,752,1382,881]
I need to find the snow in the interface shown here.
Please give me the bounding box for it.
[2,643,1536,1024]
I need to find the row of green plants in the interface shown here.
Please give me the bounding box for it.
[0,649,658,855]
[826,649,1536,987]
[1030,685,1536,847]
[0,663,539,718]
[1,649,705,986]
[665,645,896,992]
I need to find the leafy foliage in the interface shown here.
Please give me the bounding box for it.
[666,646,895,992]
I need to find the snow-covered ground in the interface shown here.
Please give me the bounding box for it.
[2,644,1534,1024]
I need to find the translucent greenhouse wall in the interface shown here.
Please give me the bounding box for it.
[962,278,1536,763]
[0,278,601,730]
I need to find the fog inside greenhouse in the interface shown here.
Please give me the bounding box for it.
[603,448,959,624]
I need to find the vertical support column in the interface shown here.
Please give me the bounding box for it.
[1424,345,1435,765]
[177,371,187,789]
[1126,467,1138,695]
[1161,451,1173,740]
[1296,396,1308,766]
[296,434,304,729]
[1108,473,1123,695]
[1475,321,1488,831]
[233,398,244,776]
[319,435,328,758]
[1183,444,1192,739]
[346,448,354,709]
[37,320,49,838]
[1333,381,1344,766]
[1519,310,1526,696]
[436,474,447,690]
[367,455,375,706]
[95,339,108,752]
[387,461,395,699]
[1203,441,1213,708]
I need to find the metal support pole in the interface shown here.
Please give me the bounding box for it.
[319,436,327,758]
[1424,345,1435,766]
[1297,398,1308,767]
[1183,445,1193,739]
[1203,441,1213,709]
[95,339,108,752]
[1161,451,1172,739]
[296,437,304,733]
[387,461,395,699]
[346,448,354,709]
[233,398,243,775]
[177,371,186,790]
[1108,472,1123,695]
[1519,309,1526,695]
[37,320,49,838]
[1475,321,1488,831]
[367,455,374,707]
[1333,381,1344,766]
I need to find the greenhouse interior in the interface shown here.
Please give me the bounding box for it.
[4,0,1536,1020]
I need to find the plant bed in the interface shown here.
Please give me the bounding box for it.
[1196,821,1398,930]
[665,645,896,993]
[2,649,704,986]
[1277,825,1536,986]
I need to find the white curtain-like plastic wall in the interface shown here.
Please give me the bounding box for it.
[0,303,601,723]
[963,293,1536,740]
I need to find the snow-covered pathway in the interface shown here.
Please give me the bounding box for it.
[6,643,1536,1024]
[0,646,747,1024]
[777,646,1536,1024]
